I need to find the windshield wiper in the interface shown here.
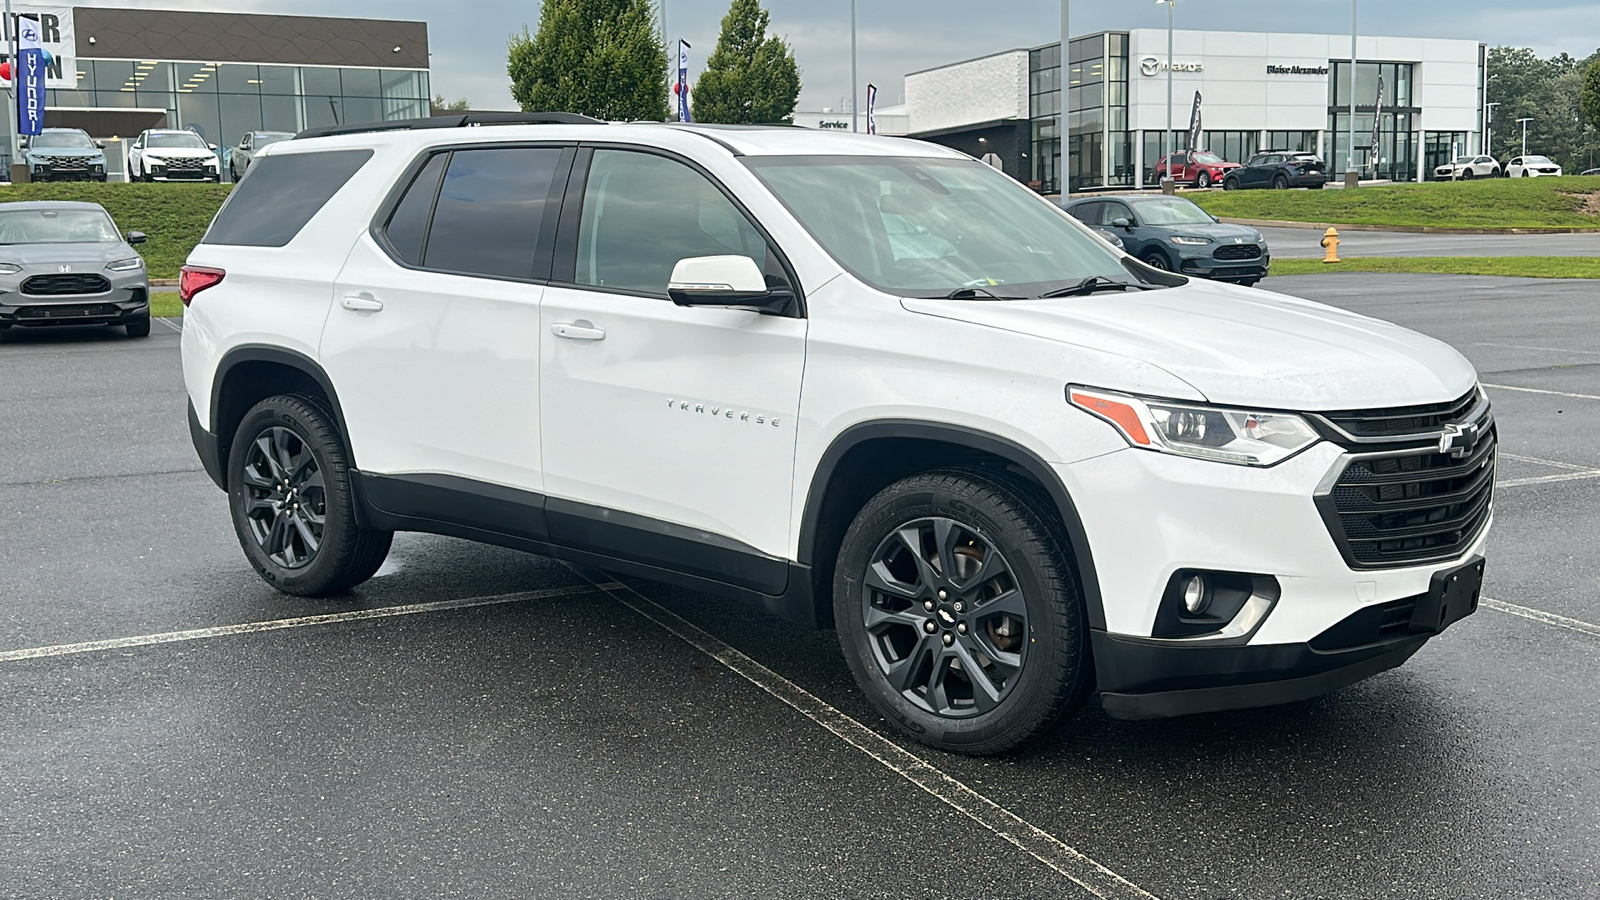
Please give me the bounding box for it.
[1036,276,1159,298]
[942,286,1025,300]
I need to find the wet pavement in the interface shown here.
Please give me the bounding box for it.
[2,274,1598,899]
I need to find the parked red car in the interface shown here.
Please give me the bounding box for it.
[1153,150,1239,188]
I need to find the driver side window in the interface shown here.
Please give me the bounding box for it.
[574,149,778,298]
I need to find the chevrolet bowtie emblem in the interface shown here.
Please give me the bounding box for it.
[1438,423,1478,459]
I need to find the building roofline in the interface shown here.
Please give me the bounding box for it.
[909,118,1025,139]
[907,48,1029,78]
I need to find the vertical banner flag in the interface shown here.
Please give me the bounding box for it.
[16,14,46,136]
[1185,91,1202,153]
[1369,74,1384,174]
[674,39,692,123]
[866,83,877,135]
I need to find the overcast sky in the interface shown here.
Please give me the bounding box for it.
[109,0,1600,112]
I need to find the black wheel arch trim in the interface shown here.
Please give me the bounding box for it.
[205,344,356,491]
[797,419,1107,630]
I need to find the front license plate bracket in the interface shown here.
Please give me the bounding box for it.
[1411,556,1484,635]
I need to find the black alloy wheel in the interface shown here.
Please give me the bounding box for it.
[834,469,1091,755]
[1141,251,1171,271]
[228,395,391,595]
[1461,168,1474,180]
[1272,174,1289,189]
[1223,177,1238,191]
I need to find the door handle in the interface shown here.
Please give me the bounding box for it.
[551,321,606,341]
[341,295,384,312]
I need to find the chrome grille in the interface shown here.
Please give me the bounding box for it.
[1318,388,1480,440]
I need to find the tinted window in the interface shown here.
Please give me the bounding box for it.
[423,147,564,280]
[1102,202,1133,226]
[1066,201,1101,224]
[383,152,447,266]
[575,149,769,297]
[204,149,373,247]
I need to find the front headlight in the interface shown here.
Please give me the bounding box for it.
[0,262,21,274]
[144,156,163,166]
[1170,235,1213,245]
[106,257,144,272]
[1068,387,1321,466]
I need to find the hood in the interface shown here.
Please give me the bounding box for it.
[1145,221,1262,242]
[0,242,133,266]
[142,147,216,159]
[902,279,1476,410]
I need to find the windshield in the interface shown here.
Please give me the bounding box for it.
[743,156,1133,297]
[1192,152,1224,164]
[31,131,94,149]
[1525,156,1553,165]
[1452,156,1473,164]
[0,209,120,244]
[148,132,209,149]
[1130,197,1214,226]
[255,133,291,148]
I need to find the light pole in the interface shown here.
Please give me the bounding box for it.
[1156,0,1174,189]
[1517,117,1532,156]
[1484,101,1499,158]
[1347,0,1357,186]
[850,0,858,132]
[1059,0,1068,199]
[4,0,17,172]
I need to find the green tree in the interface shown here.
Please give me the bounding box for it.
[1582,58,1600,135]
[691,0,801,124]
[430,94,471,115]
[507,0,667,121]
[1486,45,1600,172]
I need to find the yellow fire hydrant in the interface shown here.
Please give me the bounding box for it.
[1321,227,1340,263]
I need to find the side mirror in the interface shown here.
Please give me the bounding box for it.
[125,231,147,245]
[94,140,106,149]
[1111,217,1132,229]
[208,144,219,153]
[1210,214,1220,223]
[668,255,793,315]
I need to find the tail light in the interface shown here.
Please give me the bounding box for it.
[178,265,225,306]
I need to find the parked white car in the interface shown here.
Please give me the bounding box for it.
[1505,155,1562,178]
[1433,155,1500,180]
[179,115,1493,754]
[127,129,222,182]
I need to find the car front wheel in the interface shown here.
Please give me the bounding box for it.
[124,313,151,338]
[1461,169,1474,180]
[833,469,1092,755]
[1141,251,1171,271]
[1196,171,1211,189]
[228,395,392,596]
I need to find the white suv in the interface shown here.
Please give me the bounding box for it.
[180,114,1493,754]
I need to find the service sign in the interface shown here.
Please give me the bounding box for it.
[4,6,76,89]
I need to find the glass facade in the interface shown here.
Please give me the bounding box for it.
[1030,33,1130,194]
[1328,61,1418,181]
[1264,131,1319,153]
[36,59,429,148]
[1027,43,1060,193]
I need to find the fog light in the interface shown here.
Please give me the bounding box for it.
[1182,575,1208,613]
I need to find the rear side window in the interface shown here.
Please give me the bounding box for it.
[421,147,565,280]
[203,149,373,247]
[383,152,447,266]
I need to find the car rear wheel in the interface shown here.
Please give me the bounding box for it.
[833,469,1092,755]
[124,313,151,338]
[228,395,392,596]
[1272,174,1289,189]
[1196,171,1211,189]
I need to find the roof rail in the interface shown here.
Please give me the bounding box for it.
[293,111,605,141]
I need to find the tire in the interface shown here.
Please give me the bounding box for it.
[227,395,392,596]
[1521,170,1530,177]
[1461,168,1474,180]
[1222,177,1238,191]
[1196,171,1211,189]
[833,469,1092,755]
[1491,167,1501,178]
[1141,251,1171,271]
[124,313,151,338]
[1272,174,1289,189]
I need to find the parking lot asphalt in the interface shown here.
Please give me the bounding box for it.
[3,274,1599,899]
[1259,226,1600,258]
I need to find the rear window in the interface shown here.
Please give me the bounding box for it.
[203,149,373,247]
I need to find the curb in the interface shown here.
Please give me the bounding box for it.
[1218,217,1600,235]
[151,278,178,286]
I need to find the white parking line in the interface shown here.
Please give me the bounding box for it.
[1499,452,1596,472]
[576,570,1160,900]
[1498,470,1600,488]
[158,316,183,333]
[1474,342,1600,357]
[0,584,599,663]
[1481,382,1600,402]
[1483,598,1600,640]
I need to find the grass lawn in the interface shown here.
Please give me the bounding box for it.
[1269,256,1600,279]
[0,182,230,280]
[150,292,184,318]
[1192,176,1600,230]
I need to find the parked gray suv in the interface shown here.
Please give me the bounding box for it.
[0,201,151,337]
[20,128,108,182]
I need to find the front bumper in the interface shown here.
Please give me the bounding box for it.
[0,284,150,328]
[1177,248,1269,282]
[1054,441,1491,716]
[147,162,219,182]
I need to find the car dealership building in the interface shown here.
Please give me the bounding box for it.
[905,29,1487,192]
[0,5,429,170]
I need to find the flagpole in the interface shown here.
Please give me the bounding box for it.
[850,0,858,132]
[5,0,17,171]
[1347,0,1356,186]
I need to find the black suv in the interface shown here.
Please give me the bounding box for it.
[1223,151,1328,190]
